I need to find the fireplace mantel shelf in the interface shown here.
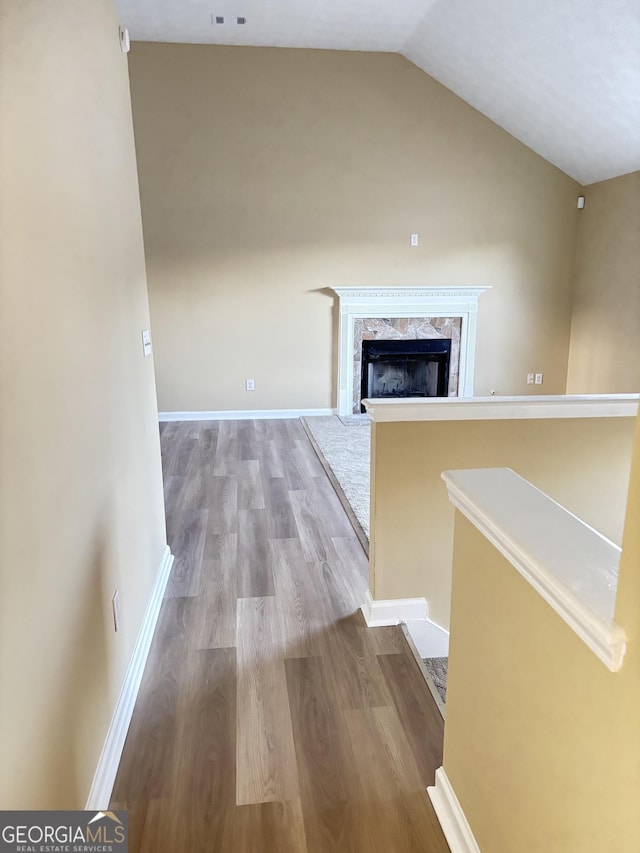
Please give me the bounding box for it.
[332,286,490,301]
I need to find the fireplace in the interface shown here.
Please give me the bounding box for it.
[360,338,451,411]
[331,287,489,416]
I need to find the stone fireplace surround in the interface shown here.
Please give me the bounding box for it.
[332,287,490,416]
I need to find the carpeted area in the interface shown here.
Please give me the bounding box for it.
[422,657,448,706]
[301,415,371,545]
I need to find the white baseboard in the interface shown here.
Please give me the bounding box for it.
[361,589,428,626]
[361,591,449,656]
[85,545,174,810]
[158,408,335,422]
[428,767,482,853]
[405,617,449,658]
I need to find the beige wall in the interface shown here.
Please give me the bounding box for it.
[128,44,580,412]
[371,416,636,628]
[0,0,167,807]
[442,418,640,851]
[567,171,640,393]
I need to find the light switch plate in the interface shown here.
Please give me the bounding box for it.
[142,329,152,357]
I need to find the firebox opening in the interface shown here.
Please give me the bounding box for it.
[360,338,451,412]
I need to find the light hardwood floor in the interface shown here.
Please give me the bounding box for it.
[111,418,449,852]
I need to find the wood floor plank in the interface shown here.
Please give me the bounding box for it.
[318,556,364,616]
[183,420,204,440]
[270,418,303,443]
[371,704,436,793]
[134,798,172,853]
[234,458,266,510]
[213,432,240,475]
[289,489,335,563]
[176,450,207,512]
[167,648,237,851]
[162,476,183,538]
[270,538,319,659]
[343,707,445,853]
[194,532,237,649]
[315,554,403,656]
[377,652,445,785]
[321,615,393,710]
[329,535,370,603]
[159,427,186,477]
[265,477,299,539]
[203,474,238,535]
[200,424,219,456]
[358,622,406,655]
[371,705,450,846]
[260,439,286,478]
[310,473,356,536]
[238,434,259,462]
[276,441,309,490]
[331,535,369,574]
[293,438,326,478]
[236,508,274,597]
[218,419,239,438]
[315,560,393,710]
[166,507,208,598]
[285,656,360,853]
[111,597,196,804]
[236,597,301,806]
[171,436,199,476]
[235,419,257,442]
[253,418,274,440]
[231,800,309,853]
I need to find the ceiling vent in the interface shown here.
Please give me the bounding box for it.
[211,14,246,24]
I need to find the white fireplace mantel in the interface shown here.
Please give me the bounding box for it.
[331,286,490,416]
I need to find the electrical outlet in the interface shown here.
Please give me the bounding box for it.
[112,590,121,632]
[527,373,534,385]
[246,378,255,391]
[535,373,543,385]
[410,233,419,247]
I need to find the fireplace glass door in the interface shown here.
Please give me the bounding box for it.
[360,338,451,411]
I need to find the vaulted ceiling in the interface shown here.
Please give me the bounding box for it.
[115,0,640,185]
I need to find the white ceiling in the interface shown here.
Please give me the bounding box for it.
[115,0,640,185]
